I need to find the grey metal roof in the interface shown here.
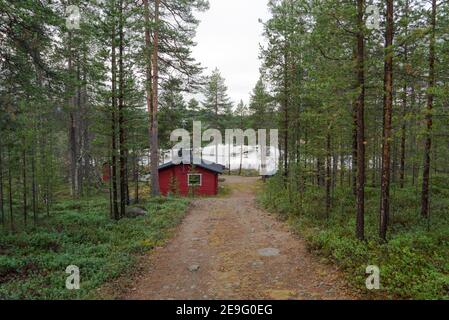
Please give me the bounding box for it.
[158,160,224,174]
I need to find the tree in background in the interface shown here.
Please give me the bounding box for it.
[202,68,234,131]
[235,100,250,175]
[248,78,275,130]
[202,68,233,162]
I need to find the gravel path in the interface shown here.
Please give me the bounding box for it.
[123,176,356,300]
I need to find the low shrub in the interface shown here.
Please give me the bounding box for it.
[0,196,190,299]
[258,176,449,299]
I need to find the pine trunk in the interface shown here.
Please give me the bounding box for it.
[351,48,358,197]
[355,0,365,240]
[32,146,37,225]
[0,142,4,226]
[421,0,436,218]
[150,0,161,196]
[340,139,344,187]
[400,83,407,188]
[143,0,153,156]
[67,31,77,198]
[399,1,409,189]
[134,153,139,204]
[22,148,27,227]
[325,133,331,218]
[8,149,13,231]
[118,0,127,217]
[380,0,394,241]
[111,8,120,220]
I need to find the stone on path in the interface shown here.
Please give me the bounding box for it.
[252,260,264,267]
[188,264,200,272]
[258,247,280,257]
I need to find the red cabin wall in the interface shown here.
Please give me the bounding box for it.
[159,164,219,196]
[102,163,111,182]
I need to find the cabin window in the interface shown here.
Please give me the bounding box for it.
[188,174,202,186]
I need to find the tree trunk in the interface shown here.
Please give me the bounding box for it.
[411,84,417,186]
[325,133,331,218]
[125,149,130,205]
[22,147,27,227]
[8,148,13,231]
[355,0,365,240]
[67,31,77,198]
[399,0,409,189]
[351,48,358,197]
[340,139,344,187]
[109,158,113,219]
[79,52,89,196]
[111,6,120,220]
[118,0,127,217]
[352,104,357,196]
[150,0,161,196]
[31,145,37,225]
[75,60,82,196]
[134,153,139,204]
[332,153,337,190]
[228,143,231,175]
[143,0,153,156]
[0,142,4,226]
[399,84,407,188]
[239,141,243,176]
[317,157,324,186]
[371,133,377,187]
[46,127,54,216]
[380,0,394,241]
[283,48,289,178]
[421,0,436,218]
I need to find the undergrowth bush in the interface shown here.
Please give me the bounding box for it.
[258,174,449,299]
[0,196,189,299]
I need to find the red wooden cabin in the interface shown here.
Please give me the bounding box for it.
[102,162,111,182]
[158,161,224,197]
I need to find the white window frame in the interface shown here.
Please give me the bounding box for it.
[188,173,202,187]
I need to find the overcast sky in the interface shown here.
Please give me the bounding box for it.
[192,0,271,107]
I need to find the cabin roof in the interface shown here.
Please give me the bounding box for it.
[158,160,225,174]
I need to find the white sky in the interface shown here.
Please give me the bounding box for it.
[192,0,271,107]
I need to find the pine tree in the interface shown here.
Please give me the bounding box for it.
[380,0,395,241]
[202,68,234,132]
[249,79,274,130]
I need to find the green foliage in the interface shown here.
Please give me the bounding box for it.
[225,169,260,177]
[201,68,234,131]
[258,177,449,300]
[248,79,275,130]
[0,196,189,299]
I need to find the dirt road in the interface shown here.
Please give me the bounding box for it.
[124,176,355,300]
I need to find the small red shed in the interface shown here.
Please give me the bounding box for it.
[102,162,111,182]
[158,161,224,197]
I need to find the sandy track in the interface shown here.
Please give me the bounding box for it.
[123,176,355,300]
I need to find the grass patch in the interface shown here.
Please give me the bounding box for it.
[224,169,261,177]
[0,196,190,300]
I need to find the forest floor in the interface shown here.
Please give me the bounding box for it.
[122,176,357,300]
